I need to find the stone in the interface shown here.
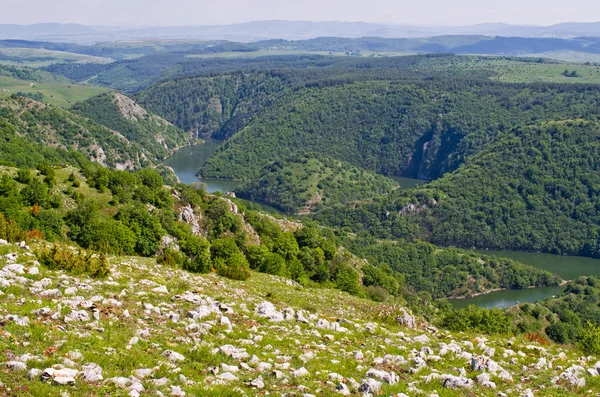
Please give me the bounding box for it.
[293,367,310,378]
[442,375,473,389]
[396,308,416,329]
[65,310,90,323]
[359,378,382,394]
[476,372,496,388]
[162,350,186,362]
[39,289,62,299]
[366,368,397,384]
[216,372,238,381]
[81,363,103,382]
[6,361,27,371]
[552,364,586,387]
[254,301,284,322]
[336,382,351,395]
[27,368,42,380]
[170,385,186,396]
[250,375,265,389]
[152,285,169,294]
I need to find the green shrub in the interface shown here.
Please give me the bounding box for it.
[578,321,600,355]
[36,244,109,278]
[157,247,188,268]
[181,236,211,273]
[16,169,33,184]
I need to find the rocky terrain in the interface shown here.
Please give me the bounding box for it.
[1,241,599,397]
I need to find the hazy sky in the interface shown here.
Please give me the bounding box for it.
[2,0,600,26]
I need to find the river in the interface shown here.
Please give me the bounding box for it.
[450,250,600,309]
[163,139,244,193]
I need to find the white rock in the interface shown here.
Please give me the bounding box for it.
[254,301,284,322]
[152,285,169,294]
[65,310,90,322]
[170,385,186,396]
[293,367,310,378]
[216,372,238,381]
[81,363,103,382]
[162,350,186,362]
[250,375,265,389]
[6,361,27,371]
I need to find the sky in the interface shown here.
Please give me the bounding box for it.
[2,0,600,27]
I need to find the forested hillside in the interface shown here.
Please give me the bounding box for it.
[236,154,398,214]
[199,80,600,181]
[135,73,288,139]
[72,92,193,159]
[317,120,600,258]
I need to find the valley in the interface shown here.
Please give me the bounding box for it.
[2,31,600,396]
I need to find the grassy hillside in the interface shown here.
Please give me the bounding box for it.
[235,155,398,214]
[72,92,194,159]
[0,96,152,169]
[2,241,598,396]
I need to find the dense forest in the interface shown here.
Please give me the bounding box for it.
[198,80,600,181]
[317,120,600,258]
[235,154,398,214]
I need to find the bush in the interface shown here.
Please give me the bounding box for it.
[37,244,109,278]
[16,169,33,184]
[578,321,600,356]
[181,236,211,273]
[157,247,188,268]
[0,213,28,243]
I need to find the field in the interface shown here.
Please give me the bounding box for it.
[0,47,113,67]
[492,61,600,84]
[0,75,108,108]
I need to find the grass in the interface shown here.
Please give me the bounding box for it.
[0,233,597,396]
[0,47,113,68]
[0,76,108,108]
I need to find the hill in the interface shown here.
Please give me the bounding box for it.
[2,240,599,396]
[317,120,600,258]
[235,155,398,214]
[0,95,150,169]
[198,79,600,182]
[72,92,194,159]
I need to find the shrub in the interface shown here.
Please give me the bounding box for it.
[16,169,33,184]
[525,331,548,346]
[0,213,28,243]
[578,321,600,356]
[181,236,211,273]
[36,244,109,278]
[157,247,188,268]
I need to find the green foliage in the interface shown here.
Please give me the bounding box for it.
[236,154,397,213]
[352,239,560,299]
[36,243,110,278]
[442,305,515,335]
[0,96,151,169]
[578,321,600,355]
[180,236,212,273]
[0,212,28,242]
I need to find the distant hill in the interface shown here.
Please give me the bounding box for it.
[3,21,600,43]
